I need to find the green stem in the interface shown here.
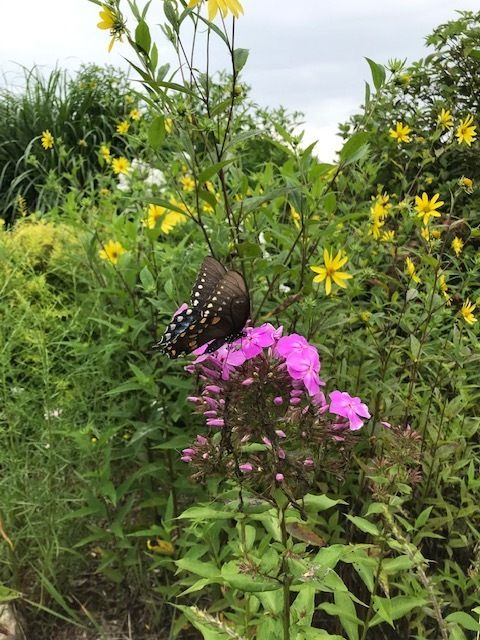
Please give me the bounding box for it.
[279,505,291,640]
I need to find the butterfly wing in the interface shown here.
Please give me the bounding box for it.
[153,259,250,358]
[189,256,227,309]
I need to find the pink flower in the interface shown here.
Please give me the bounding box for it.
[240,323,278,359]
[329,390,371,430]
[275,473,284,482]
[239,463,253,473]
[173,303,188,318]
[287,355,322,396]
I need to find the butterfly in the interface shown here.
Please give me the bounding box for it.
[153,256,250,359]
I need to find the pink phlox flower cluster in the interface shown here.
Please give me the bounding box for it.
[276,334,324,396]
[328,390,371,430]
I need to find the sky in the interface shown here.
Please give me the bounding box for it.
[1,0,478,161]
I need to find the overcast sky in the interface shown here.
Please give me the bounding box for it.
[1,0,478,160]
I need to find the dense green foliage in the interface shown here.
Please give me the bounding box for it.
[0,3,479,639]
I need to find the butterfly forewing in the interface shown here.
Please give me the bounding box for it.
[153,257,250,358]
[190,256,227,309]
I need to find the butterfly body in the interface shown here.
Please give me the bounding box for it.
[153,257,250,358]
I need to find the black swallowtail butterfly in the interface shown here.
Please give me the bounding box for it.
[153,256,250,358]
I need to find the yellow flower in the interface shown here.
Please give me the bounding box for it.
[97,5,125,52]
[405,257,421,284]
[99,144,111,163]
[144,204,165,229]
[381,230,395,243]
[99,240,126,265]
[112,157,130,175]
[460,176,474,193]
[389,122,411,143]
[460,299,477,325]
[431,229,441,239]
[97,6,115,29]
[420,226,430,242]
[456,115,477,146]
[188,0,244,21]
[146,538,175,556]
[202,201,215,214]
[180,175,196,192]
[310,249,353,296]
[129,108,141,121]
[165,118,173,134]
[41,130,54,150]
[439,274,451,305]
[291,207,301,228]
[116,120,130,135]
[158,198,189,233]
[437,108,453,130]
[415,192,444,225]
[161,211,187,234]
[360,311,371,323]
[451,236,464,257]
[368,196,390,239]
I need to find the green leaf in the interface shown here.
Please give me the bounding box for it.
[175,558,220,579]
[323,192,337,214]
[410,334,421,360]
[221,561,280,592]
[135,20,151,54]
[198,159,234,184]
[415,506,433,529]
[445,612,480,631]
[233,48,249,73]
[339,132,370,165]
[303,494,347,512]
[148,116,165,150]
[365,57,385,91]
[177,505,233,520]
[346,516,380,536]
[139,266,155,293]
[370,596,427,627]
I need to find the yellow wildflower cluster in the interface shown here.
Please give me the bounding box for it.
[369,193,391,240]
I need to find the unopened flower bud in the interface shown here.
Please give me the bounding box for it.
[205,385,221,394]
[242,377,254,386]
[207,418,225,428]
[303,457,314,467]
[239,463,253,473]
[274,396,284,405]
[196,435,208,445]
[275,473,284,482]
[277,448,286,459]
[275,429,286,438]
